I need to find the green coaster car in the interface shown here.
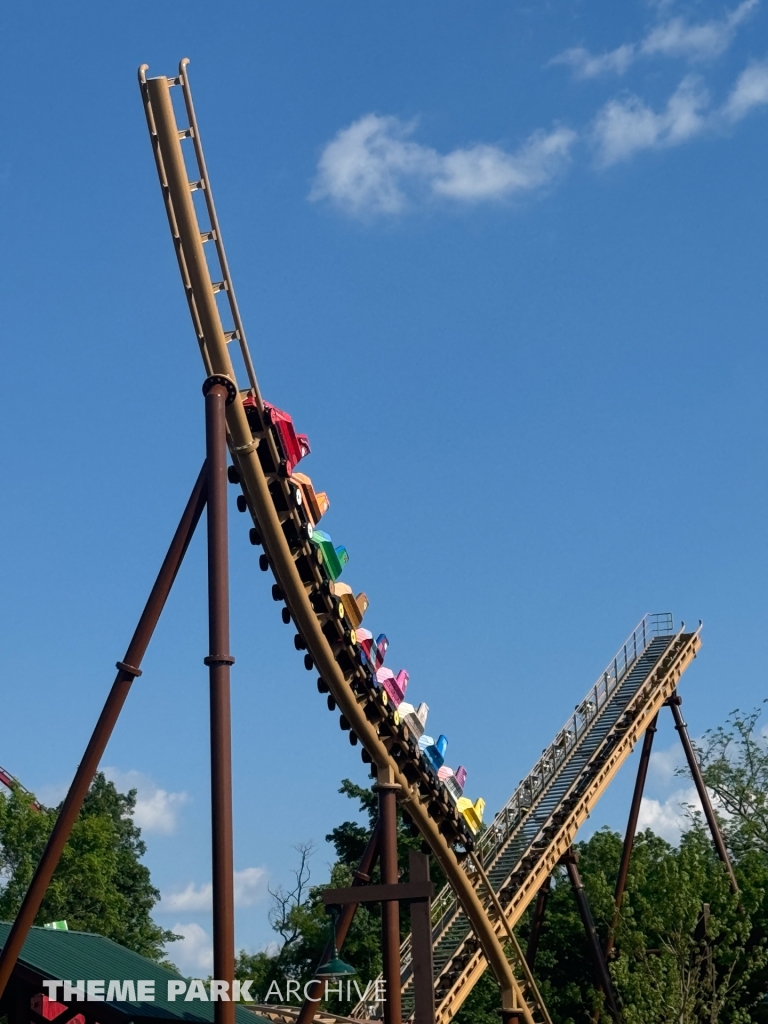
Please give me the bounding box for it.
[311,529,349,581]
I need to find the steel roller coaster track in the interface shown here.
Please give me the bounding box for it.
[137,61,701,1024]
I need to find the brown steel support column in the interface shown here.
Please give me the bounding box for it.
[526,876,551,969]
[204,378,236,1024]
[667,694,739,894]
[562,853,621,1022]
[0,463,208,999]
[376,775,402,1024]
[605,714,658,960]
[497,1011,520,1024]
[409,849,435,1024]
[296,822,382,1024]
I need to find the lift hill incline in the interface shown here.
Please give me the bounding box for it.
[355,615,701,1021]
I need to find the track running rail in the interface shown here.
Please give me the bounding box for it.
[138,61,541,1023]
[358,621,701,1021]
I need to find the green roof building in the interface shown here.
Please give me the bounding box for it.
[0,924,270,1024]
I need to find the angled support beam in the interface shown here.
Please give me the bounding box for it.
[0,463,208,999]
[526,876,552,969]
[605,713,658,960]
[296,823,382,1024]
[666,693,739,894]
[323,881,433,905]
[561,851,621,1023]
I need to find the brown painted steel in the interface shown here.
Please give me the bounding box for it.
[322,881,433,905]
[140,67,547,1018]
[409,851,436,1024]
[526,876,551,969]
[296,824,381,1024]
[0,464,208,999]
[667,694,739,894]
[604,714,658,960]
[205,382,236,1024]
[562,853,620,1022]
[377,783,402,1024]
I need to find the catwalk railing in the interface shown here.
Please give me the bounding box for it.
[352,614,691,1018]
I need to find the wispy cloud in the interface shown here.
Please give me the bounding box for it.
[642,0,758,60]
[593,75,710,164]
[310,114,576,216]
[163,867,268,912]
[722,58,768,120]
[313,32,768,219]
[104,768,189,835]
[551,0,759,79]
[551,44,638,80]
[593,56,768,166]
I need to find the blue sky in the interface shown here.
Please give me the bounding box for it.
[1,0,768,973]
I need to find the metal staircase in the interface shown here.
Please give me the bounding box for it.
[354,614,702,1022]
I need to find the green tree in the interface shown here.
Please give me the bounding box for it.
[0,772,177,962]
[232,704,768,1022]
[695,703,768,857]
[238,778,448,1012]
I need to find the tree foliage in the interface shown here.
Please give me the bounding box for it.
[246,707,768,1024]
[694,702,768,857]
[0,771,176,963]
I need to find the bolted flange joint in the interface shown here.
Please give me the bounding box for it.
[116,661,143,678]
[203,654,236,666]
[202,374,238,405]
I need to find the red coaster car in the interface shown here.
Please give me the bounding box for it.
[243,396,310,476]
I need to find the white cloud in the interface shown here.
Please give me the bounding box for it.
[550,44,637,80]
[433,129,577,199]
[169,922,213,974]
[722,59,768,120]
[234,867,269,906]
[104,768,188,835]
[551,1,758,79]
[641,0,758,60]
[164,882,212,913]
[637,740,731,842]
[638,785,700,841]
[310,115,576,216]
[163,867,268,912]
[593,75,710,165]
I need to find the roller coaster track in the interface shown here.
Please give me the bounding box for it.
[354,616,701,1022]
[137,62,700,1024]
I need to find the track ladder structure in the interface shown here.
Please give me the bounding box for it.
[139,60,549,1024]
[355,615,701,1022]
[138,62,701,1024]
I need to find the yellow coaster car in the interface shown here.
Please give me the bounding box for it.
[457,797,485,834]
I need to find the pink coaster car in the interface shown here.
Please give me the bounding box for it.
[375,667,409,706]
[357,628,389,671]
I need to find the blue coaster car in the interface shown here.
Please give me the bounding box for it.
[422,735,448,773]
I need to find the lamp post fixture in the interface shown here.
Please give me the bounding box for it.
[314,906,357,981]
